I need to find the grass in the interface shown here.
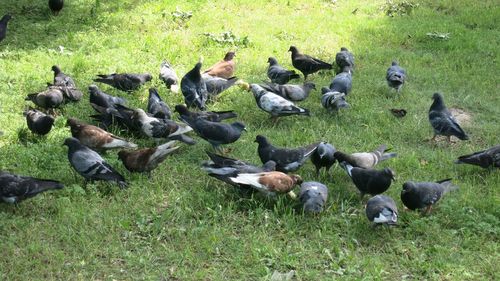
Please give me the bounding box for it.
[0,0,499,279]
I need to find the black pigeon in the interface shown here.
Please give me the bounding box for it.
[289,46,332,80]
[48,0,64,15]
[401,179,458,214]
[63,137,127,188]
[0,14,12,43]
[24,108,55,135]
[255,135,319,173]
[89,85,127,110]
[455,145,500,169]
[259,81,316,102]
[175,104,237,123]
[341,162,395,198]
[267,57,300,85]
[202,73,239,97]
[429,93,468,142]
[365,195,398,226]
[329,70,352,95]
[159,61,179,93]
[249,84,310,121]
[147,88,171,120]
[335,47,355,73]
[334,144,397,169]
[386,61,406,93]
[181,60,208,110]
[25,87,64,110]
[299,181,328,214]
[321,87,349,112]
[94,73,152,92]
[0,171,64,204]
[311,142,336,176]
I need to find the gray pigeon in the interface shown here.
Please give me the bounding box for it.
[0,171,64,204]
[321,87,349,112]
[147,88,171,120]
[159,61,179,93]
[255,135,319,173]
[24,108,55,136]
[94,73,152,92]
[63,137,127,188]
[250,84,310,121]
[174,104,237,123]
[89,85,127,109]
[310,142,336,176]
[260,81,316,102]
[329,70,352,95]
[429,93,468,142]
[132,108,192,142]
[289,46,332,80]
[401,179,458,214]
[0,14,12,43]
[455,145,500,169]
[334,144,397,169]
[386,61,406,93]
[365,195,398,226]
[25,86,64,110]
[50,65,82,102]
[335,47,355,73]
[181,60,208,110]
[202,73,239,97]
[341,162,395,199]
[267,57,300,85]
[299,181,328,214]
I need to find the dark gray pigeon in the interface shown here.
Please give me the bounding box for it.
[0,171,64,204]
[260,81,315,102]
[334,144,397,169]
[89,85,127,110]
[94,73,152,92]
[25,86,64,110]
[401,179,458,214]
[24,108,55,136]
[48,0,64,15]
[255,135,319,173]
[174,104,237,123]
[202,73,239,97]
[329,70,352,95]
[429,93,469,142]
[267,57,301,85]
[63,137,127,188]
[159,61,179,93]
[341,162,395,199]
[310,142,336,176]
[321,87,349,112]
[132,108,192,142]
[51,65,75,88]
[455,145,500,169]
[289,46,332,80]
[299,181,328,214]
[181,60,208,110]
[90,103,140,132]
[386,61,406,93]
[0,14,12,43]
[335,47,355,73]
[250,84,310,121]
[365,195,398,226]
[147,88,171,120]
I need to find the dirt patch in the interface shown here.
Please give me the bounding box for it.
[450,107,472,126]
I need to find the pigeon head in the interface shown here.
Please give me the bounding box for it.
[267,57,278,65]
[224,51,236,61]
[51,65,62,74]
[144,74,153,81]
[131,108,148,120]
[63,137,81,147]
[303,82,316,91]
[194,62,203,71]
[340,47,348,52]
[262,160,277,172]
[384,168,396,180]
[174,104,189,114]
[401,181,416,193]
[290,174,303,185]
[430,93,446,110]
[317,142,334,158]
[391,61,399,66]
[288,46,299,54]
[66,118,84,134]
[1,14,12,22]
[254,135,269,145]
[249,84,265,97]
[432,92,443,101]
[231,122,247,132]
[88,85,99,93]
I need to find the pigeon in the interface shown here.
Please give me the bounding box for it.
[365,195,398,226]
[329,70,352,95]
[25,86,64,110]
[118,141,179,173]
[202,73,239,97]
[335,47,355,73]
[267,57,301,85]
[321,87,349,112]
[341,162,395,198]
[147,88,171,120]
[386,61,406,93]
[334,144,397,169]
[174,104,237,123]
[249,84,310,121]
[181,60,208,110]
[89,85,126,109]
[390,108,407,118]
[255,135,319,173]
[204,51,236,79]
[401,179,458,214]
[49,66,82,102]
[63,137,127,188]
[455,145,500,169]
[24,108,55,136]
[429,93,469,142]
[288,46,332,80]
[259,81,316,102]
[0,171,64,204]
[91,103,140,132]
[94,73,152,92]
[0,14,12,43]
[310,142,336,176]
[48,0,64,15]
[299,181,328,214]
[159,61,179,93]
[229,171,302,198]
[132,108,192,142]
[66,118,137,151]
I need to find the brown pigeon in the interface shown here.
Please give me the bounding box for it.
[118,141,179,173]
[204,51,236,79]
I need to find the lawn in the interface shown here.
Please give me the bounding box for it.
[0,0,499,280]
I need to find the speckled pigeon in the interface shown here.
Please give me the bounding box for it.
[249,84,310,121]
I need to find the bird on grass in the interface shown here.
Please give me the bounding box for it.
[259,81,316,102]
[118,141,179,174]
[0,171,64,204]
[174,104,237,123]
[365,195,398,226]
[321,87,349,113]
[89,85,127,110]
[401,179,458,215]
[159,61,179,93]
[229,171,302,199]
[132,108,193,143]
[335,47,355,73]
[267,57,301,85]
[181,59,208,110]
[341,162,395,199]
[147,88,171,120]
[428,93,468,143]
[0,14,12,43]
[455,145,500,169]
[289,46,332,80]
[49,65,83,102]
[202,73,239,97]
[25,87,64,112]
[204,51,236,79]
[24,108,55,136]
[311,142,336,176]
[48,0,64,15]
[299,181,328,214]
[94,73,152,92]
[386,61,406,94]
[329,70,352,95]
[334,144,397,169]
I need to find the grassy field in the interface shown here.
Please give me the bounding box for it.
[1,0,499,279]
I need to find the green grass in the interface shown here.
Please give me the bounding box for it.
[1,0,499,279]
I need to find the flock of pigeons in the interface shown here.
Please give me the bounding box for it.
[1,7,499,228]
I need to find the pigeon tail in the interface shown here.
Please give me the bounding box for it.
[436,178,458,194]
[28,179,64,196]
[380,152,398,162]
